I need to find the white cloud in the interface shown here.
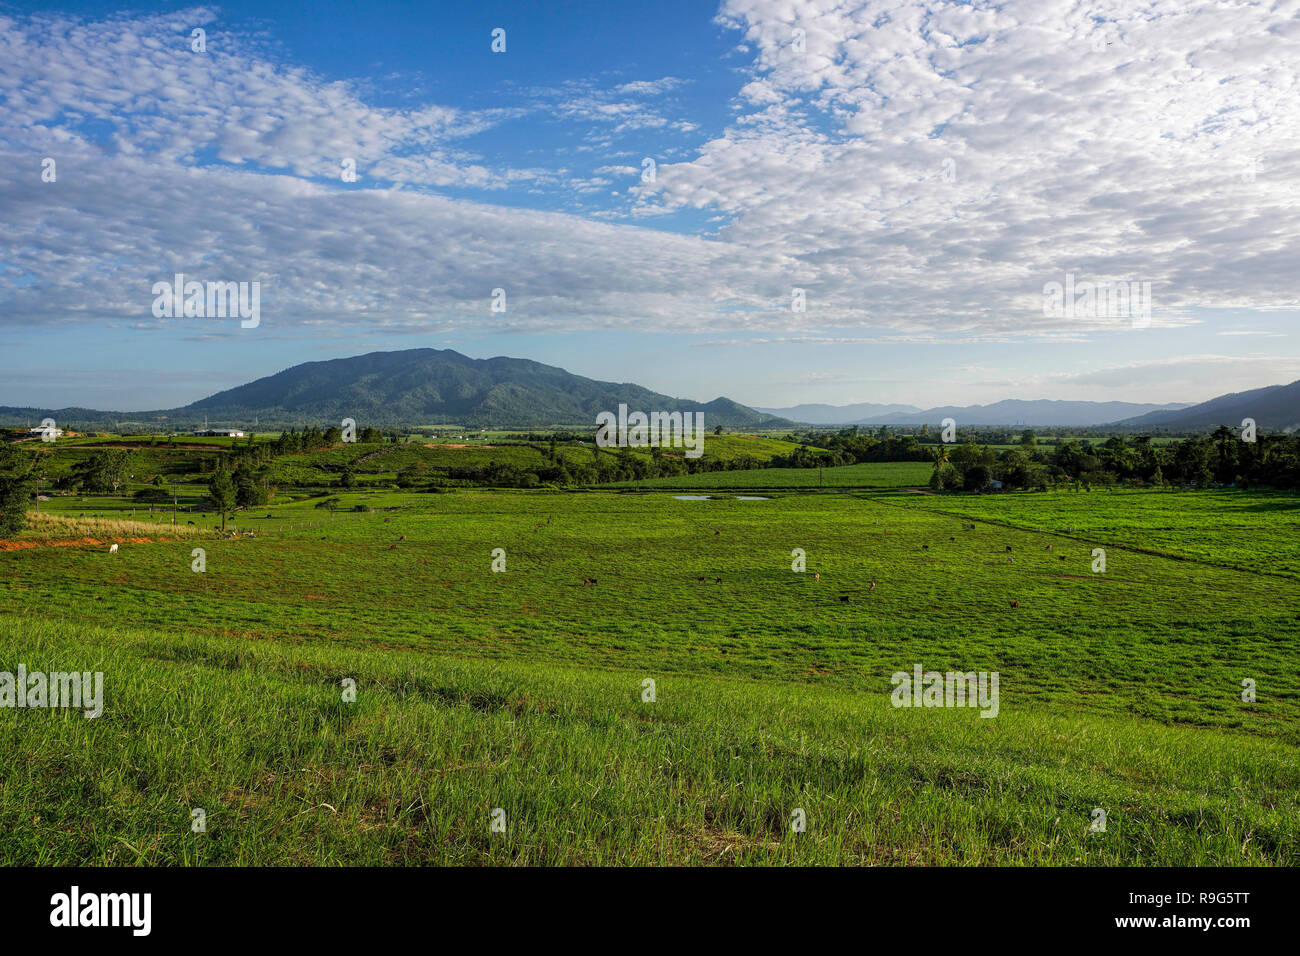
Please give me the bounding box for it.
[2,2,1299,350]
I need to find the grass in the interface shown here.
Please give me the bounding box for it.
[901,488,1300,579]
[2,486,1298,864]
[1,616,1295,865]
[600,460,934,489]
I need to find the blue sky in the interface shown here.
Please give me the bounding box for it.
[2,1,1298,412]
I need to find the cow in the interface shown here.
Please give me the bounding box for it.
[869,581,876,591]
[583,577,597,585]
[921,544,929,551]
[1005,545,1013,552]
[1010,601,1020,608]
[839,595,849,603]
[814,572,820,580]
[697,576,705,582]
[108,544,119,554]
[714,577,722,584]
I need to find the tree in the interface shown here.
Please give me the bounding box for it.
[207,468,236,532]
[72,449,132,494]
[964,464,992,492]
[234,461,268,507]
[0,474,32,536]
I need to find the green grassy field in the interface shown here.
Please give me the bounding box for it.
[601,460,933,489]
[901,488,1300,579]
[1,487,1297,864]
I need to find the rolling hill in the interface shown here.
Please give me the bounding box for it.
[1118,379,1300,430]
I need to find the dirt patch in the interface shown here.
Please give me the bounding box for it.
[0,535,168,551]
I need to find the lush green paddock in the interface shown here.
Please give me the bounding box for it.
[2,487,1297,864]
[1,616,1295,865]
[601,460,933,489]
[901,488,1300,579]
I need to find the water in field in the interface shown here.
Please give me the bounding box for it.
[735,496,769,500]
[672,495,712,500]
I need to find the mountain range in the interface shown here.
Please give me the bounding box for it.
[0,349,789,429]
[760,399,1193,427]
[1118,379,1300,430]
[1,349,1295,432]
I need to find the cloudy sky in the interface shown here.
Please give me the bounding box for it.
[2,0,1298,411]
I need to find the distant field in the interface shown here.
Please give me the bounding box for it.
[901,488,1300,580]
[3,487,1297,864]
[23,434,815,491]
[601,460,933,489]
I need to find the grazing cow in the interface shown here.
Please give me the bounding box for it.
[1005,545,1013,552]
[583,577,598,585]
[186,520,195,525]
[1059,555,1067,561]
[108,544,119,554]
[1008,557,1014,564]
[814,572,820,580]
[839,595,849,603]
[869,581,876,591]
[388,544,397,550]
[714,577,722,584]
[697,576,705,582]
[949,536,955,542]
[400,535,407,541]
[714,530,721,536]
[921,544,929,551]
[1046,545,1053,551]
[1010,600,1020,608]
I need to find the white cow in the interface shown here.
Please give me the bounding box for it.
[108,544,119,554]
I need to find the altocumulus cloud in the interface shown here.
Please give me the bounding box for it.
[636,0,1300,329]
[2,2,1298,338]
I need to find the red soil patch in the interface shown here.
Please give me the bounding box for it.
[0,535,169,551]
